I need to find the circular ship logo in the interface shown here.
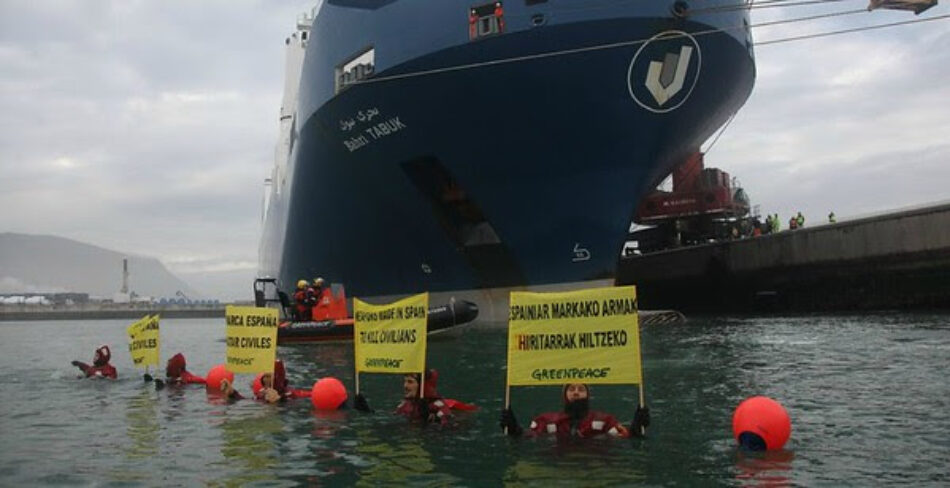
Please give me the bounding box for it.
[627,31,702,113]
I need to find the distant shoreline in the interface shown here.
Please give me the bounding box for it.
[0,305,238,321]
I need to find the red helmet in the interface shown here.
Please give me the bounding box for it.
[93,345,111,366]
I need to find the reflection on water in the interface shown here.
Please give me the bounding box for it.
[503,440,648,487]
[124,387,159,460]
[214,410,284,486]
[0,314,949,485]
[353,426,449,486]
[734,449,795,488]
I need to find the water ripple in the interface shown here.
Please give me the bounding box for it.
[0,314,948,485]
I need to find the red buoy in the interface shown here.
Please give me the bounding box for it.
[205,364,234,393]
[310,377,347,410]
[733,396,791,450]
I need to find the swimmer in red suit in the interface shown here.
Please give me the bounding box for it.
[71,345,117,379]
[354,369,476,424]
[154,353,207,389]
[500,383,650,438]
[253,359,312,403]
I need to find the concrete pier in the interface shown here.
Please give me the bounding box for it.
[0,304,227,321]
[616,202,950,312]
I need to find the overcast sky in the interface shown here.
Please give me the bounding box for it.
[1,1,947,300]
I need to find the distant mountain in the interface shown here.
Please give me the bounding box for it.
[0,232,199,299]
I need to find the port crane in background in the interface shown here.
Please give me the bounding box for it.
[627,152,752,254]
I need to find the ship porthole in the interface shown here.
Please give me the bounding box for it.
[671,1,689,18]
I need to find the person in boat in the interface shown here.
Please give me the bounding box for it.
[155,353,206,388]
[354,369,475,424]
[252,359,312,403]
[293,279,316,321]
[71,345,117,379]
[499,383,650,438]
[309,277,334,321]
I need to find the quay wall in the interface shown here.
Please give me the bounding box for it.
[0,305,227,321]
[616,203,950,312]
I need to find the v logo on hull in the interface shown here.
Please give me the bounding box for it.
[644,46,694,107]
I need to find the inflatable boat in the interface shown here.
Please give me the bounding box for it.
[254,278,479,343]
[277,300,479,343]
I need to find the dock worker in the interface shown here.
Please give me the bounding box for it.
[71,345,117,379]
[796,212,805,228]
[499,383,650,438]
[354,369,476,424]
[828,211,836,223]
[293,279,315,321]
[789,215,798,230]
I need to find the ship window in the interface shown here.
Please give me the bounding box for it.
[335,47,375,94]
[469,2,505,41]
[525,0,547,5]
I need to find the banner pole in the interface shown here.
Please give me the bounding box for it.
[638,384,646,436]
[504,290,511,435]
[637,312,647,436]
[504,382,511,436]
[354,311,360,394]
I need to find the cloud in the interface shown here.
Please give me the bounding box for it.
[708,4,950,224]
[0,1,313,295]
[0,276,65,294]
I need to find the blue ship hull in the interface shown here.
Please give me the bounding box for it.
[261,1,756,301]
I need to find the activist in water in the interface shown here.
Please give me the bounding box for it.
[500,383,649,438]
[252,359,312,403]
[70,345,117,379]
[216,376,244,403]
[155,353,206,389]
[354,369,476,424]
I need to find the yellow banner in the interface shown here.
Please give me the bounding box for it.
[225,305,279,374]
[506,286,641,386]
[127,314,160,369]
[354,293,428,374]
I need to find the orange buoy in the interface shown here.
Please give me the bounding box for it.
[732,396,791,451]
[310,377,347,410]
[205,364,234,393]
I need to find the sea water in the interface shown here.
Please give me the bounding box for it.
[0,313,948,486]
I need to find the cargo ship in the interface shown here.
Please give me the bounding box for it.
[258,0,756,320]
